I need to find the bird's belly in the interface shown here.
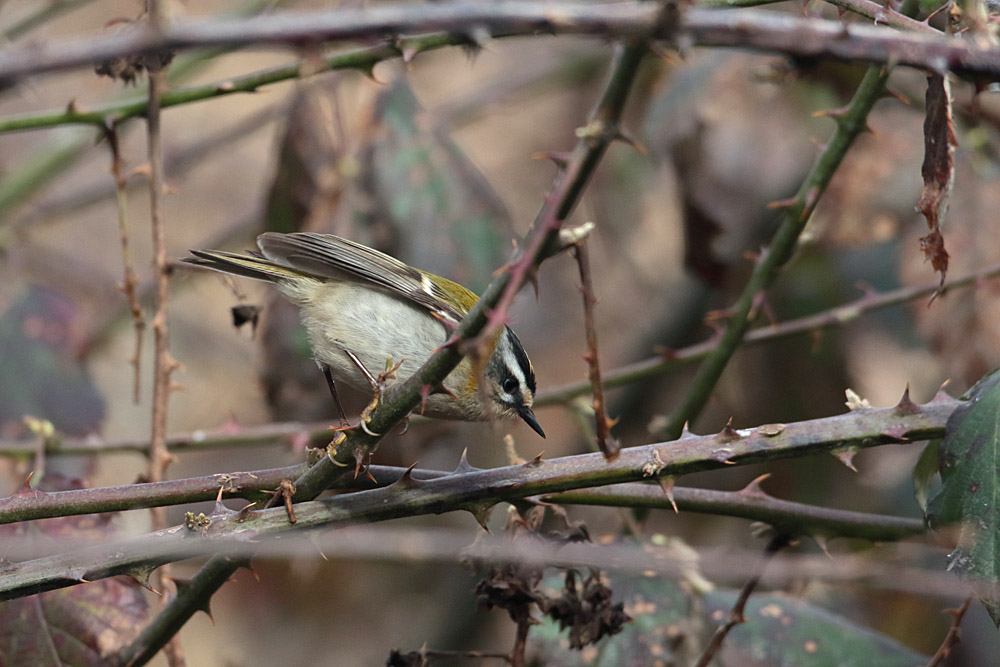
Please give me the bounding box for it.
[283,281,462,410]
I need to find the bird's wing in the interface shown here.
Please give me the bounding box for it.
[257,232,472,325]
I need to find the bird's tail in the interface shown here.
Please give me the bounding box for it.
[182,249,306,283]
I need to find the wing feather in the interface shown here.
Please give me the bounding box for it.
[257,232,470,324]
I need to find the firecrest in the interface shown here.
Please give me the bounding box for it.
[183,232,544,437]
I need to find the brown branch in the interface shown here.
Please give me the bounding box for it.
[926,596,973,667]
[694,535,790,667]
[823,0,934,32]
[144,4,186,662]
[0,464,302,524]
[2,4,1000,84]
[106,127,146,404]
[537,262,1000,406]
[0,419,334,457]
[572,237,620,460]
[477,11,677,348]
[146,63,173,507]
[510,615,531,667]
[0,464,925,544]
[1,526,978,600]
[545,482,925,542]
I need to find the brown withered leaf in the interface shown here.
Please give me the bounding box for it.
[230,304,261,337]
[541,570,631,650]
[94,51,174,85]
[0,475,149,665]
[916,73,957,287]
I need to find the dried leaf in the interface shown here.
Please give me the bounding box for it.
[0,476,149,665]
[916,74,956,285]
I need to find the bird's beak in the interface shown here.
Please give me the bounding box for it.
[517,405,545,438]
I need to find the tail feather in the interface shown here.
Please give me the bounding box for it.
[183,249,305,283]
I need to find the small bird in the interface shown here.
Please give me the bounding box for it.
[183,232,544,437]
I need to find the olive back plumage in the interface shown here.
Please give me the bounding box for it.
[257,233,478,324]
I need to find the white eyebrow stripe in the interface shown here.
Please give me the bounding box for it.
[499,338,526,392]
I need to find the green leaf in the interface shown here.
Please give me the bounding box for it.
[701,591,927,667]
[528,572,927,666]
[361,76,513,294]
[529,571,698,666]
[912,439,940,513]
[926,369,1000,626]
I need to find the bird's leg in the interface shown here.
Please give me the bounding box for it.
[321,363,351,429]
[341,350,408,436]
[343,350,383,436]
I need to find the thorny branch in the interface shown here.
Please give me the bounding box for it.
[0,461,926,542]
[0,418,336,457]
[693,535,790,667]
[545,480,925,542]
[145,33,172,530]
[823,0,933,31]
[1,526,983,601]
[539,263,1000,407]
[142,3,186,664]
[926,596,973,667]
[572,237,620,460]
[0,393,958,601]
[2,4,1000,87]
[105,128,145,404]
[0,34,463,134]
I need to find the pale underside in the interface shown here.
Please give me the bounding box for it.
[277,277,488,421]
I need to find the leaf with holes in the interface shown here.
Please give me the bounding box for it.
[926,369,1000,626]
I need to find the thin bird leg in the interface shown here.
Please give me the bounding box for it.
[343,350,383,436]
[321,363,351,428]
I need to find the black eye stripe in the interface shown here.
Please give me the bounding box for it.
[505,327,536,394]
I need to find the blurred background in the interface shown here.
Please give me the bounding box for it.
[2,0,1000,664]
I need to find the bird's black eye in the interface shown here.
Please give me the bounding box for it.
[502,377,518,394]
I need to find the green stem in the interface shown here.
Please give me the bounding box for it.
[0,34,458,134]
[659,65,891,439]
